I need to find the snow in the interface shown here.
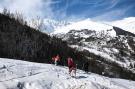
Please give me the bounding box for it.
[111,48,119,53]
[70,45,132,69]
[50,17,135,36]
[51,18,135,74]
[53,19,116,37]
[0,58,135,89]
[108,17,135,34]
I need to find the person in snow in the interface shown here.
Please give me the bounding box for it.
[52,54,60,66]
[67,57,76,77]
[83,61,89,73]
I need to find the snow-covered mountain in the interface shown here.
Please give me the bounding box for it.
[0,58,135,89]
[28,17,135,34]
[109,17,135,34]
[51,18,135,80]
[52,19,116,37]
[52,17,135,34]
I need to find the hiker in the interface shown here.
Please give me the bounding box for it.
[52,54,60,66]
[83,61,89,73]
[67,57,76,77]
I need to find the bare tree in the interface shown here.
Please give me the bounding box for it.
[2,8,26,25]
[2,8,11,16]
[14,11,25,25]
[2,8,8,15]
[30,16,44,31]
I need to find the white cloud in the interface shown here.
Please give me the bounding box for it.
[0,0,54,19]
[0,0,133,22]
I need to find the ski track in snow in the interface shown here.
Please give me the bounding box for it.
[0,58,135,89]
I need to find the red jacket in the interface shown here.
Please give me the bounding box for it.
[52,55,60,61]
[68,58,75,68]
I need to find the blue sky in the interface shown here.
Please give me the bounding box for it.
[50,0,135,21]
[0,0,135,21]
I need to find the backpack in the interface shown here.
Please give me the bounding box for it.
[68,58,75,67]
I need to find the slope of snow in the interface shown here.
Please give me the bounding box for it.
[50,17,135,35]
[53,19,116,37]
[108,17,135,34]
[70,45,130,68]
[0,58,135,89]
[27,17,135,34]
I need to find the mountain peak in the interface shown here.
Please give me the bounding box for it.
[109,17,135,34]
[53,19,114,35]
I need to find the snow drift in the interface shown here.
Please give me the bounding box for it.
[0,58,135,89]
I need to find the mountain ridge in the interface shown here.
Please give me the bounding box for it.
[40,17,135,35]
[0,12,135,81]
[52,18,135,80]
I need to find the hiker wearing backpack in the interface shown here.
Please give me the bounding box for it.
[52,54,60,66]
[83,61,89,73]
[67,57,76,77]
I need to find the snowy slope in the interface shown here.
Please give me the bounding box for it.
[27,17,135,34]
[108,17,135,34]
[52,19,116,37]
[54,29,135,73]
[50,17,135,35]
[0,58,135,89]
[51,17,135,79]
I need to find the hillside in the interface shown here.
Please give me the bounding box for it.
[0,58,135,89]
[0,13,88,69]
[109,17,135,34]
[52,19,135,80]
[1,13,135,81]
